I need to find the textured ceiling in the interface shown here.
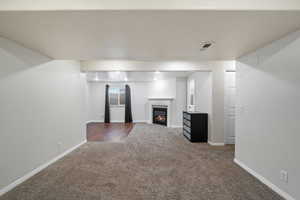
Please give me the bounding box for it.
[0,11,300,61]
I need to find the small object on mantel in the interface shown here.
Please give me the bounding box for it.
[187,105,195,112]
[183,111,208,143]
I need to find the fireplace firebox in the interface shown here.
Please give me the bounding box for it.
[152,106,168,126]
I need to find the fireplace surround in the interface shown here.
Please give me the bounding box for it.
[148,97,173,127]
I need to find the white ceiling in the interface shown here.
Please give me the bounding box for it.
[1,0,300,10]
[86,71,192,82]
[0,11,300,61]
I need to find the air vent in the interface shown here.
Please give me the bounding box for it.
[200,41,215,51]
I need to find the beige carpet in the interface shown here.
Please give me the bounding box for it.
[0,124,283,200]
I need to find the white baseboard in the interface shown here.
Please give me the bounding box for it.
[86,120,103,123]
[86,120,147,124]
[133,120,147,123]
[0,140,87,197]
[171,125,183,128]
[208,141,225,146]
[234,158,295,200]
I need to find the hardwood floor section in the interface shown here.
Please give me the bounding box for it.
[87,122,134,142]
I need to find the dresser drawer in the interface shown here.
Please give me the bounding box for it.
[183,130,191,140]
[183,119,191,127]
[183,125,191,133]
[183,113,191,121]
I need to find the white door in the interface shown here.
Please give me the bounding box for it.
[225,71,236,144]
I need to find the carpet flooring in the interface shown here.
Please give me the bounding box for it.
[0,124,283,200]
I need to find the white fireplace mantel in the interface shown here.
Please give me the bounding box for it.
[148,97,174,101]
[148,97,174,127]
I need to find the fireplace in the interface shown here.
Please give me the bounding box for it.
[152,106,168,126]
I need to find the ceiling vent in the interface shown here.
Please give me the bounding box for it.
[200,41,215,51]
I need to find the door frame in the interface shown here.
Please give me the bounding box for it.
[224,70,236,144]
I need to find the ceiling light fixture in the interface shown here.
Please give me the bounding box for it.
[153,77,157,81]
[124,77,128,81]
[155,70,160,74]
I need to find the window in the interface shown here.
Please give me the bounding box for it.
[189,79,195,105]
[109,87,125,106]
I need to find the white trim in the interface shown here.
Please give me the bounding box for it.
[86,120,103,123]
[148,97,174,100]
[87,120,125,123]
[133,120,147,123]
[224,70,236,145]
[208,141,225,146]
[110,120,148,123]
[111,120,124,123]
[225,137,235,145]
[171,125,183,128]
[234,158,295,200]
[0,140,87,197]
[148,99,172,127]
[86,120,147,124]
[109,105,125,108]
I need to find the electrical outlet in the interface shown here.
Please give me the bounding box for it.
[280,170,288,183]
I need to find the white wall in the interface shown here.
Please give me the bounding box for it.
[188,72,212,113]
[87,78,185,126]
[187,72,213,140]
[0,37,86,191]
[236,30,300,200]
[132,82,150,122]
[87,82,149,122]
[83,60,235,143]
[172,78,187,127]
[148,79,176,98]
[87,82,105,121]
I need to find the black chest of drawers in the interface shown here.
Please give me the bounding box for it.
[183,111,208,142]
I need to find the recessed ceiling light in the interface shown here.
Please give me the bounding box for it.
[153,77,157,81]
[124,77,128,81]
[200,41,215,51]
